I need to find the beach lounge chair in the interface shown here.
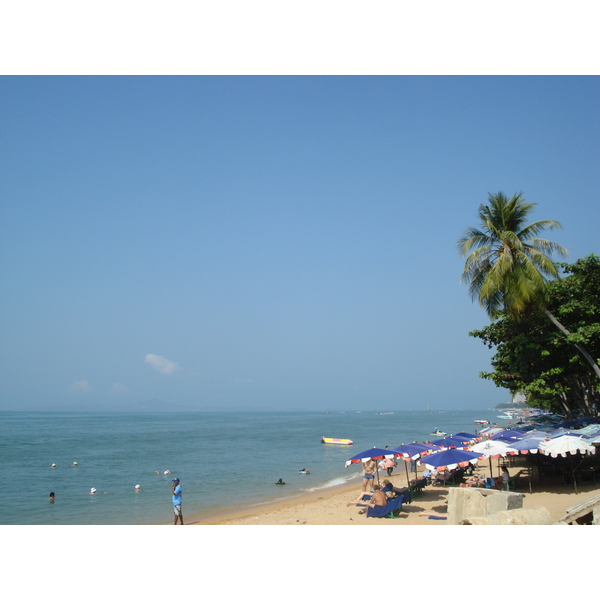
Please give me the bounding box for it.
[366,495,403,519]
[409,478,427,496]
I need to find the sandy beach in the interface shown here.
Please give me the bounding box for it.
[187,461,600,525]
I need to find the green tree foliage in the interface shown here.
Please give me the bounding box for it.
[458,192,568,321]
[469,256,600,417]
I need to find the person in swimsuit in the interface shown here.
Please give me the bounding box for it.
[362,458,376,492]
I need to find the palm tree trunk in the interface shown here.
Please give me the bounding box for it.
[544,309,600,381]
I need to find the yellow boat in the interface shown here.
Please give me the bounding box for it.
[321,437,353,445]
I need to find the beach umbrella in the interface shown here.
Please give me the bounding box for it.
[469,439,514,456]
[505,437,546,484]
[390,444,425,460]
[480,427,504,437]
[577,424,600,436]
[539,436,596,493]
[404,442,441,454]
[548,429,584,439]
[469,439,515,478]
[345,447,397,485]
[453,432,481,441]
[522,429,551,439]
[388,444,417,486]
[555,417,599,429]
[419,448,484,472]
[539,436,596,459]
[433,435,471,449]
[390,443,439,486]
[506,437,543,454]
[491,429,525,441]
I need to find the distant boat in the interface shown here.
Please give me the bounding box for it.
[474,419,490,425]
[498,414,513,420]
[430,429,447,437]
[377,412,394,415]
[321,437,353,445]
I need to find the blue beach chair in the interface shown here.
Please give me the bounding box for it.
[366,495,403,519]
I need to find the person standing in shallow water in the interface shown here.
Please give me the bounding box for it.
[172,478,183,525]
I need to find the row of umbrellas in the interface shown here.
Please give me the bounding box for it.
[344,425,598,492]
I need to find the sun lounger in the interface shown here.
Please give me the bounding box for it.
[366,495,403,519]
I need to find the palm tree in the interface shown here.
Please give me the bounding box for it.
[458,192,567,320]
[458,191,600,380]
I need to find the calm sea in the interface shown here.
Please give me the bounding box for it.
[0,408,497,525]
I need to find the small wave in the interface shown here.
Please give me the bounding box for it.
[303,474,359,492]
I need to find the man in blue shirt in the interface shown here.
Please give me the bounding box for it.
[172,478,183,525]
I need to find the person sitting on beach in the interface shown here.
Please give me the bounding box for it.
[380,480,406,498]
[496,465,510,490]
[357,485,387,514]
[460,474,483,488]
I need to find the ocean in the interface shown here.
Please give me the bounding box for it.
[0,408,498,525]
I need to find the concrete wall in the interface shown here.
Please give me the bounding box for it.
[460,506,552,525]
[447,487,525,525]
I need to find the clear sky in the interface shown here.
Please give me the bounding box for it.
[1,76,599,411]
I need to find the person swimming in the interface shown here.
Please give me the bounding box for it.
[49,492,55,501]
[275,478,286,485]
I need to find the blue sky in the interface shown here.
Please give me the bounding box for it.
[1,76,599,411]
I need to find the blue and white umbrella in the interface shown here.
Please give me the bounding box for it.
[344,447,397,467]
[433,435,472,449]
[506,437,543,455]
[419,448,484,472]
[491,429,525,442]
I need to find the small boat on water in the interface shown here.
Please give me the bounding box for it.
[430,429,447,437]
[321,437,353,445]
[474,419,490,425]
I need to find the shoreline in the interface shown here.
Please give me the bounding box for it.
[183,463,600,525]
[185,476,362,525]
